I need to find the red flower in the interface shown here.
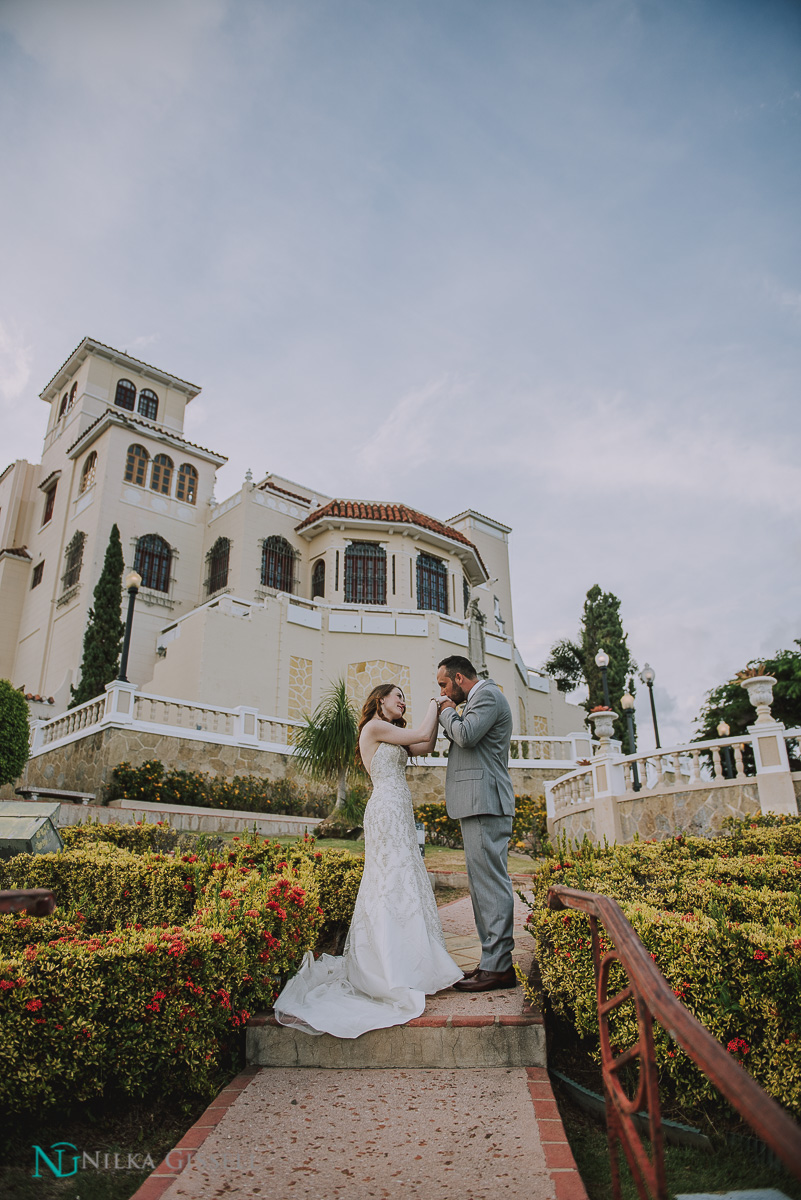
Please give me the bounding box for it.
[727,1038,749,1055]
[753,949,768,962]
[220,889,233,899]
[211,932,225,944]
[26,998,43,1012]
[0,980,15,991]
[144,943,157,953]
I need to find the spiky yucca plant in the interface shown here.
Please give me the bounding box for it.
[292,680,360,811]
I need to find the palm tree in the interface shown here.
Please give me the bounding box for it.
[292,680,359,811]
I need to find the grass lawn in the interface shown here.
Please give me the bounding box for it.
[554,1080,801,1200]
[266,834,536,875]
[0,1092,213,1200]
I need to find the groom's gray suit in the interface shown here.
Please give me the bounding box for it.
[438,679,515,973]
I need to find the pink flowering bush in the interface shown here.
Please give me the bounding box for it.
[0,830,363,1116]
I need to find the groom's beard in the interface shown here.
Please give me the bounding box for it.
[448,682,467,705]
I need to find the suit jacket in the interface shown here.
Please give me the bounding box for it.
[439,679,515,819]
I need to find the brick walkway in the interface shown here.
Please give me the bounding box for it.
[130,896,587,1200]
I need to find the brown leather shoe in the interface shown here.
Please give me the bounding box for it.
[460,966,481,980]
[452,968,518,992]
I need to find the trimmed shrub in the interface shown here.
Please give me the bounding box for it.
[106,759,329,817]
[0,679,29,786]
[0,868,320,1113]
[414,794,548,857]
[0,844,211,933]
[519,819,801,1119]
[0,828,363,1116]
[60,819,180,855]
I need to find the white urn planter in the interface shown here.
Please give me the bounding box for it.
[740,675,778,726]
[588,708,616,754]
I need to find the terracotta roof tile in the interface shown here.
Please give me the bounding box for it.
[0,546,31,560]
[295,499,485,568]
[258,480,311,505]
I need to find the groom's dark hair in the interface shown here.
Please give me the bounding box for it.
[438,655,477,680]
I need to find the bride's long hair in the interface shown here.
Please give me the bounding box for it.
[355,683,407,768]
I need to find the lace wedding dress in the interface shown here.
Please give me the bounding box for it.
[274,742,462,1038]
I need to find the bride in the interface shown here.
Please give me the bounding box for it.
[274,684,463,1037]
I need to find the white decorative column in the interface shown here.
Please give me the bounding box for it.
[588,709,624,844]
[234,706,260,746]
[103,680,138,724]
[741,675,798,817]
[29,719,47,754]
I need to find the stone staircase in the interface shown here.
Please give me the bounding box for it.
[246,894,545,1070]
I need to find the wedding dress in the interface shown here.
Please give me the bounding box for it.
[274,742,462,1037]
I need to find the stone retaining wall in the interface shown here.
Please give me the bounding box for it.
[5,726,564,807]
[615,781,760,842]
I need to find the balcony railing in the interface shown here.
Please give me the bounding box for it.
[547,885,801,1199]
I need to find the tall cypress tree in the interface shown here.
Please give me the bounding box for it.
[543,584,638,751]
[70,524,125,707]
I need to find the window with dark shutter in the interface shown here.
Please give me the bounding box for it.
[207,537,230,595]
[416,553,449,614]
[135,534,172,593]
[261,536,296,592]
[312,559,325,599]
[115,379,136,410]
[344,542,386,605]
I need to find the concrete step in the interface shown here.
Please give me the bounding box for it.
[247,1004,545,1068]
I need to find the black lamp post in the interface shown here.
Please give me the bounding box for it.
[639,663,661,749]
[118,570,142,683]
[717,720,735,779]
[621,690,640,791]
[595,648,611,707]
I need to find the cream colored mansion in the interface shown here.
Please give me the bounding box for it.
[0,338,582,736]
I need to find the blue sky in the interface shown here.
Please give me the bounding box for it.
[1,0,799,745]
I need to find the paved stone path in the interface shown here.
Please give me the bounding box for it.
[131,896,588,1200]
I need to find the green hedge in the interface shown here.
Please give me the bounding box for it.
[0,844,210,933]
[106,759,330,817]
[519,817,801,1119]
[414,794,549,857]
[0,830,364,1115]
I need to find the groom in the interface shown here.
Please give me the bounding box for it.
[436,655,517,992]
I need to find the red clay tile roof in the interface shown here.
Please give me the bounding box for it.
[258,480,311,505]
[0,546,31,560]
[296,500,475,549]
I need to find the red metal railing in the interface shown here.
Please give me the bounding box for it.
[547,884,801,1199]
[0,888,56,916]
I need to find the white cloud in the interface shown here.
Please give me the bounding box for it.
[0,320,32,404]
[0,0,227,107]
[358,375,462,477]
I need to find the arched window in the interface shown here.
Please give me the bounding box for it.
[62,531,86,591]
[176,463,198,504]
[207,537,230,595]
[150,454,173,496]
[261,535,296,593]
[417,553,449,615]
[134,534,172,593]
[312,559,325,599]
[124,444,149,486]
[79,452,97,494]
[344,542,386,605]
[58,394,68,419]
[68,382,77,408]
[138,388,158,420]
[115,379,136,410]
